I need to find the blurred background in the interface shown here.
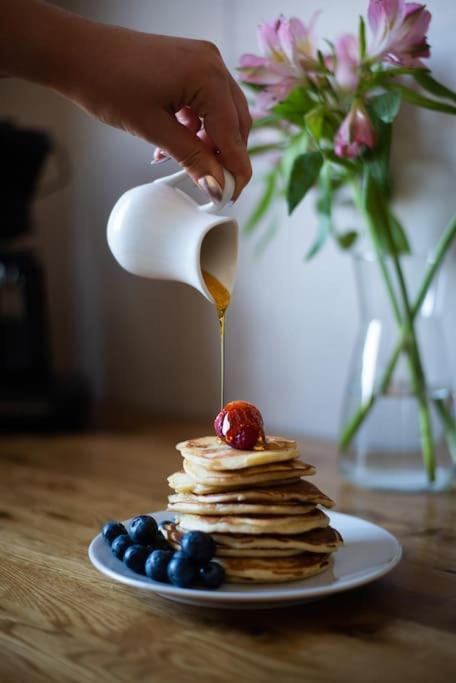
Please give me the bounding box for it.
[1,0,455,438]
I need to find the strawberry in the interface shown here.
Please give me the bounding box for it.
[213,400,265,450]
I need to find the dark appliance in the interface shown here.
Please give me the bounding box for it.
[0,120,90,431]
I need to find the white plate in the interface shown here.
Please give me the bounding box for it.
[88,510,402,609]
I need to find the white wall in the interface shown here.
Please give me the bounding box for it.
[1,0,455,438]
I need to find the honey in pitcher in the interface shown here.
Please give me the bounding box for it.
[202,270,231,410]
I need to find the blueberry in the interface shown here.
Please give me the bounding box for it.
[123,544,151,574]
[128,515,158,545]
[167,551,197,587]
[199,561,225,590]
[145,549,173,582]
[181,531,216,564]
[111,533,132,560]
[102,521,127,545]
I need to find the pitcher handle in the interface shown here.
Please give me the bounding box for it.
[155,168,235,213]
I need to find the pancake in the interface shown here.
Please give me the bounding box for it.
[177,435,298,471]
[176,508,329,535]
[168,471,303,495]
[168,500,316,516]
[218,548,302,557]
[183,458,315,488]
[161,522,343,557]
[218,553,331,583]
[168,431,342,584]
[168,479,334,509]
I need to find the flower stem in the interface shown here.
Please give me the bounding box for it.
[346,180,437,479]
[341,212,456,471]
[388,248,435,481]
[340,342,401,448]
[350,181,402,323]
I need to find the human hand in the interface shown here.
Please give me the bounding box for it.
[0,2,252,200]
[58,22,253,200]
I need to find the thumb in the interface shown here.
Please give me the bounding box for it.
[147,113,226,203]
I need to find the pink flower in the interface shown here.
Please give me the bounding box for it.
[239,15,318,112]
[248,87,288,119]
[277,15,319,72]
[334,102,376,158]
[367,0,431,67]
[249,91,274,119]
[238,52,291,85]
[333,34,359,90]
[239,18,296,86]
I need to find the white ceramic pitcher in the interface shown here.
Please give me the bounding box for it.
[107,168,238,302]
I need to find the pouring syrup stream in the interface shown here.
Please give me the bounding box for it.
[202,270,231,410]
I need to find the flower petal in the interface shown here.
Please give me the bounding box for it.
[368,0,405,38]
[334,102,375,159]
[239,54,293,84]
[404,2,425,17]
[250,90,278,118]
[368,0,386,35]
[267,78,299,102]
[278,17,312,65]
[368,1,431,66]
[257,18,284,60]
[334,34,359,90]
[400,5,431,45]
[249,79,299,118]
[239,54,267,69]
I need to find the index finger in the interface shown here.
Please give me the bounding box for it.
[199,83,252,200]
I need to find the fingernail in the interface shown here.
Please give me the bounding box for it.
[151,151,170,164]
[198,175,223,202]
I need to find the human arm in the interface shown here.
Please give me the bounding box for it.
[0,0,252,199]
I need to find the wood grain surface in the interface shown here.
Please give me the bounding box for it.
[1,415,455,683]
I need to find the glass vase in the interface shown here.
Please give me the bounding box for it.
[340,253,455,492]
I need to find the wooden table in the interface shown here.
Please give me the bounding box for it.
[1,417,455,682]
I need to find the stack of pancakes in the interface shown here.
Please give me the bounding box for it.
[164,436,343,583]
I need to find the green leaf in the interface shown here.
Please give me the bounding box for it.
[286,151,323,215]
[323,38,336,52]
[252,115,280,130]
[280,132,308,184]
[362,169,410,256]
[306,163,332,260]
[305,105,326,140]
[273,107,304,127]
[365,105,392,195]
[393,84,456,115]
[358,16,366,60]
[240,82,265,92]
[244,172,277,234]
[273,87,314,125]
[369,90,402,123]
[305,217,331,260]
[376,66,423,79]
[413,71,456,104]
[362,169,392,254]
[364,92,401,196]
[323,151,358,171]
[336,230,359,250]
[317,50,327,72]
[248,143,284,157]
[388,212,410,254]
[321,111,341,139]
[254,215,280,256]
